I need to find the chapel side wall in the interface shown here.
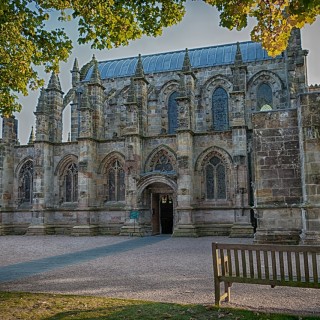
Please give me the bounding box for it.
[298,92,320,244]
[96,140,127,235]
[42,142,78,234]
[4,145,34,234]
[151,59,288,135]
[192,132,236,235]
[252,110,302,244]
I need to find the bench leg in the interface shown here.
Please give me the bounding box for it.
[214,278,221,306]
[224,282,231,302]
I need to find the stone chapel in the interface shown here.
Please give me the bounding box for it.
[1,29,319,244]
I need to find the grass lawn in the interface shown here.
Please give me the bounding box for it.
[0,291,319,320]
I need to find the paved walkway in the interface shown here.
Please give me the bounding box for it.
[0,236,166,282]
[0,235,319,316]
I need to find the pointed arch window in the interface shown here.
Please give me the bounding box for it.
[205,156,226,200]
[18,160,33,204]
[153,154,173,172]
[149,149,175,173]
[64,163,78,202]
[168,91,179,134]
[107,160,125,201]
[212,87,229,131]
[257,83,273,110]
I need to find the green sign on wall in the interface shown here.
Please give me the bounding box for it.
[130,210,139,219]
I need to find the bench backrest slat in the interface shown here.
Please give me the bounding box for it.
[249,250,254,278]
[296,252,301,282]
[279,251,285,281]
[214,243,320,253]
[227,249,232,276]
[241,250,247,278]
[256,250,262,279]
[235,249,240,277]
[303,252,310,282]
[312,252,318,283]
[220,249,226,276]
[264,250,269,280]
[271,251,277,281]
[288,251,293,281]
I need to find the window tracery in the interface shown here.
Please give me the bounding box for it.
[149,149,175,173]
[168,91,178,134]
[212,87,229,131]
[64,163,78,202]
[205,156,226,200]
[257,83,273,110]
[18,160,33,204]
[106,160,125,201]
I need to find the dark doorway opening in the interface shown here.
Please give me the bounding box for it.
[160,195,173,234]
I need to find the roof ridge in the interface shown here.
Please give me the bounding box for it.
[83,40,276,81]
[97,40,256,64]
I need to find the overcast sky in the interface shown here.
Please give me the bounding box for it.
[14,1,320,144]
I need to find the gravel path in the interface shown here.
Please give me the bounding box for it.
[0,235,319,316]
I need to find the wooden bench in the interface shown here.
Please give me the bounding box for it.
[212,243,320,306]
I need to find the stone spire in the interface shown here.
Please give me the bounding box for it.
[182,48,192,73]
[135,54,145,78]
[28,126,35,145]
[71,58,80,87]
[234,42,243,66]
[90,55,102,85]
[35,88,47,113]
[231,42,247,92]
[47,71,62,92]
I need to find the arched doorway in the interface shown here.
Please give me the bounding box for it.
[159,194,174,234]
[138,176,177,235]
[139,181,175,235]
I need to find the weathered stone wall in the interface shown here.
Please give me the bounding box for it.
[252,110,302,243]
[2,35,315,241]
[101,57,287,139]
[298,92,320,243]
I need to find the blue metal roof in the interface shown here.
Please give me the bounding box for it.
[84,41,277,81]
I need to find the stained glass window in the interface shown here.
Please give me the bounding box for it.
[154,155,173,172]
[18,160,33,204]
[107,160,125,201]
[212,87,229,131]
[216,164,226,199]
[257,83,272,110]
[150,150,174,172]
[205,156,226,200]
[168,92,178,134]
[65,163,78,202]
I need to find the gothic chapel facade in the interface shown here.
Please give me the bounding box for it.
[1,30,320,244]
